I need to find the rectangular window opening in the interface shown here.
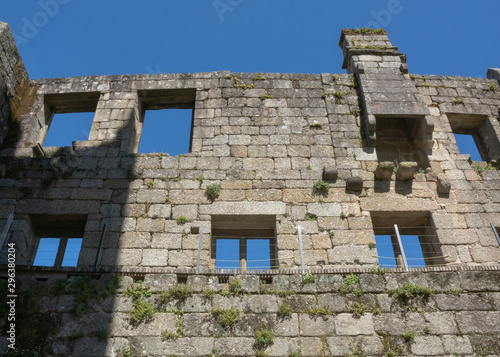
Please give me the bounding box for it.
[33,238,60,266]
[43,92,100,147]
[371,212,443,269]
[137,89,196,155]
[212,215,277,271]
[247,239,271,270]
[34,237,83,267]
[30,214,87,268]
[43,112,95,147]
[138,109,193,155]
[447,114,500,163]
[454,133,483,161]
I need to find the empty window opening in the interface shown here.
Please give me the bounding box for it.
[448,113,500,163]
[212,215,277,271]
[214,238,272,270]
[33,238,59,266]
[375,116,429,168]
[33,238,83,267]
[43,112,95,147]
[43,92,100,147]
[374,234,426,268]
[371,212,443,269]
[247,239,271,270]
[30,214,87,268]
[454,134,482,161]
[215,238,240,270]
[137,89,196,155]
[138,109,193,155]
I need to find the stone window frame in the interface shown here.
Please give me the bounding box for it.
[370,211,444,269]
[135,88,197,154]
[30,214,87,267]
[40,92,101,147]
[447,113,500,164]
[211,215,278,271]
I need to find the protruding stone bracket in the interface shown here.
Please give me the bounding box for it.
[346,176,363,191]
[396,162,418,181]
[323,167,338,181]
[437,174,451,194]
[363,114,377,147]
[375,161,395,180]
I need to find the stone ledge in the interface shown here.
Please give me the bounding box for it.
[4,264,500,278]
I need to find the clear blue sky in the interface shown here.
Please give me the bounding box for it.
[1,1,499,78]
[1,1,497,267]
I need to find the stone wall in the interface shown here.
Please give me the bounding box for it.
[0,21,28,148]
[1,74,500,269]
[0,27,499,271]
[1,269,499,356]
[1,24,500,357]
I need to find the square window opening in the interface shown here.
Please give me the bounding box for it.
[448,113,500,163]
[137,89,196,155]
[30,214,87,268]
[43,112,95,147]
[211,215,277,271]
[138,109,193,155]
[43,92,100,147]
[370,211,443,269]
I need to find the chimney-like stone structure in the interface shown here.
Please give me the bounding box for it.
[339,29,433,166]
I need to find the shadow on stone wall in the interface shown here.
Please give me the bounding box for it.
[0,97,139,355]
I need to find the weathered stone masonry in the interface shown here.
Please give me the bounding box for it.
[0,22,500,356]
[5,270,500,356]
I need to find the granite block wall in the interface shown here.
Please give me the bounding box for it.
[0,24,500,357]
[1,269,500,356]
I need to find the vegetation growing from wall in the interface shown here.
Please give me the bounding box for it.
[344,28,387,35]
